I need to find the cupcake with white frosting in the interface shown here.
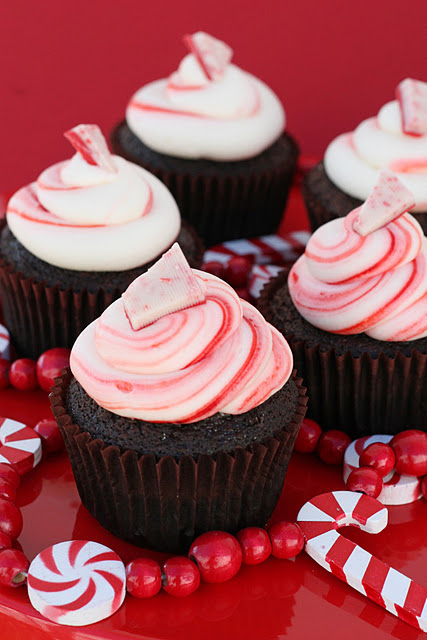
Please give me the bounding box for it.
[0,125,203,358]
[50,244,307,552]
[303,78,427,234]
[112,32,299,246]
[259,171,427,436]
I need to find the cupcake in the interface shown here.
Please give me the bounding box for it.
[303,78,427,234]
[111,31,299,246]
[0,125,203,359]
[50,244,307,553]
[258,171,427,437]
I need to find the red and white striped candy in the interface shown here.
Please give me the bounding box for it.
[203,231,310,267]
[396,78,427,136]
[183,32,233,81]
[0,417,41,475]
[64,124,117,174]
[28,540,126,626]
[248,264,284,299]
[0,324,10,360]
[344,435,422,505]
[297,491,427,632]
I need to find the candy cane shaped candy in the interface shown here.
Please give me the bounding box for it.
[297,491,427,632]
[28,540,126,626]
[344,435,422,505]
[0,324,11,360]
[0,418,41,475]
[248,264,284,299]
[203,232,310,267]
[64,124,117,174]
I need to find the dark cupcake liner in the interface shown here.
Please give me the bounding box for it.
[111,123,299,246]
[258,273,427,437]
[50,369,307,554]
[302,162,427,234]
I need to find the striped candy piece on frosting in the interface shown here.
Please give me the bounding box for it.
[297,491,427,632]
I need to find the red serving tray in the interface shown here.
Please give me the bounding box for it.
[0,181,425,640]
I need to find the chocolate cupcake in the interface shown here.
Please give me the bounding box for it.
[50,245,307,553]
[258,171,427,437]
[0,125,203,359]
[303,78,427,234]
[111,32,299,246]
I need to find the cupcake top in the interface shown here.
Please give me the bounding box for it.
[324,78,427,212]
[126,32,285,162]
[289,170,427,342]
[6,125,180,271]
[70,244,293,423]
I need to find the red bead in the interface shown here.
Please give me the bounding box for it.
[162,557,200,597]
[294,418,322,453]
[317,430,352,465]
[421,476,427,500]
[188,531,242,584]
[36,348,71,393]
[0,548,29,587]
[0,464,20,490]
[236,527,272,565]
[346,467,383,498]
[34,419,63,454]
[0,531,11,551]
[235,287,251,302]
[0,499,23,540]
[0,479,16,502]
[0,359,10,390]
[268,522,304,559]
[201,261,225,279]
[225,257,252,288]
[390,430,427,477]
[359,442,395,478]
[126,558,162,598]
[8,359,38,392]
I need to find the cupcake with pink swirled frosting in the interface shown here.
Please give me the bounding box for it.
[258,170,427,437]
[111,31,299,246]
[50,244,307,553]
[303,78,427,235]
[0,125,203,358]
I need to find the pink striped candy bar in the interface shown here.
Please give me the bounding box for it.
[0,417,41,475]
[396,78,427,136]
[248,264,284,299]
[297,491,427,632]
[0,324,10,360]
[343,435,421,506]
[204,231,310,267]
[64,124,117,174]
[28,540,126,626]
[122,243,206,330]
[352,170,415,237]
[183,32,233,81]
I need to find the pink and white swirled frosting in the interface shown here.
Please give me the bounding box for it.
[289,209,427,341]
[70,270,293,423]
[6,148,180,271]
[324,82,427,212]
[126,33,285,161]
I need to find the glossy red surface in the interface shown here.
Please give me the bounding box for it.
[0,386,423,640]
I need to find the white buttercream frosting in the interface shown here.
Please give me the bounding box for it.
[324,99,427,212]
[126,53,285,161]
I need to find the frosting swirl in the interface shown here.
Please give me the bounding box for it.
[289,209,427,342]
[126,33,285,161]
[324,91,427,212]
[70,270,293,423]
[6,134,180,271]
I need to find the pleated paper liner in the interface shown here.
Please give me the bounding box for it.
[0,224,204,360]
[50,369,307,554]
[111,122,299,246]
[302,162,427,235]
[258,270,427,438]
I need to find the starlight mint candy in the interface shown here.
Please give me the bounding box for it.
[51,248,307,552]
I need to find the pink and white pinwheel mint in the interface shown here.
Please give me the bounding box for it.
[71,250,293,423]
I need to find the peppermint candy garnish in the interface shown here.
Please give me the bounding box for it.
[64,124,117,174]
[396,78,427,137]
[183,32,233,81]
[352,169,415,236]
[122,243,206,330]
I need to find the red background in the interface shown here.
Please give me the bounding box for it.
[0,0,426,193]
